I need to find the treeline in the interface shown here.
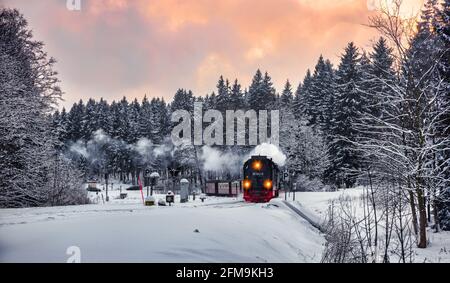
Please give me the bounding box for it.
[51,71,280,183]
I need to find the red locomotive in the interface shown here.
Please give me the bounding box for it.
[242,155,280,203]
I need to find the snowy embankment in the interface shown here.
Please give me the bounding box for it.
[0,188,324,263]
[287,188,450,263]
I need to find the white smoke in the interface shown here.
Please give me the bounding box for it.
[248,143,286,166]
[70,140,89,158]
[69,130,158,163]
[153,143,173,158]
[91,129,111,144]
[199,143,286,173]
[133,138,153,156]
[200,146,242,173]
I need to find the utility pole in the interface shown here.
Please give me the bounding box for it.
[292,173,296,201]
[283,170,289,201]
[145,169,150,197]
[105,173,109,202]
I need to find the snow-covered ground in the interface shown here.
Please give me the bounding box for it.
[288,188,450,263]
[0,187,324,263]
[1,185,448,262]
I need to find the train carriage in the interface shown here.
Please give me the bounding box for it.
[242,155,279,203]
[205,180,240,197]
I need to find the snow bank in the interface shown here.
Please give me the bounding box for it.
[0,194,323,262]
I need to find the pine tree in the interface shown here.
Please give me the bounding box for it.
[216,76,230,112]
[292,81,303,119]
[247,70,276,110]
[128,98,141,143]
[67,100,85,141]
[321,60,335,136]
[229,79,245,110]
[247,69,264,110]
[82,98,98,140]
[171,88,194,113]
[156,98,170,142]
[149,97,167,144]
[328,42,364,187]
[112,97,132,142]
[280,80,293,109]
[140,95,152,139]
[262,71,277,109]
[368,38,395,118]
[309,55,335,131]
[97,98,111,135]
[299,70,314,121]
[58,107,69,145]
[204,92,217,110]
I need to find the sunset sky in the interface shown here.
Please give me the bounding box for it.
[1,0,424,109]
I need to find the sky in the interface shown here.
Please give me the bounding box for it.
[1,0,424,109]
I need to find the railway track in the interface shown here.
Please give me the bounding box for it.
[282,200,325,233]
[197,198,326,233]
[198,199,247,207]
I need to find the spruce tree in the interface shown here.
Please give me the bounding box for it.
[280,80,293,109]
[300,70,314,121]
[247,70,276,110]
[229,79,245,110]
[216,76,230,112]
[328,42,364,187]
[67,100,85,141]
[309,55,335,131]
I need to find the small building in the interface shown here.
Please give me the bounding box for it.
[87,180,97,189]
[87,180,100,192]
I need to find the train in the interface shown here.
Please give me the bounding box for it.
[205,180,240,197]
[242,155,280,203]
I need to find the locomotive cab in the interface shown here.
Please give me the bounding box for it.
[242,155,279,203]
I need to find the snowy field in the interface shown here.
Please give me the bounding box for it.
[0,188,324,263]
[1,186,448,263]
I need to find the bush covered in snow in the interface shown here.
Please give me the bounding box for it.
[438,189,450,231]
[294,175,329,192]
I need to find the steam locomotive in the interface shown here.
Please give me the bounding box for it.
[242,155,280,203]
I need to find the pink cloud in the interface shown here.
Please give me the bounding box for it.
[1,0,423,109]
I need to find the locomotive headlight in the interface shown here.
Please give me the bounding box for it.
[263,179,272,190]
[252,160,262,171]
[243,179,251,190]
